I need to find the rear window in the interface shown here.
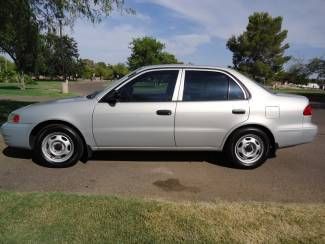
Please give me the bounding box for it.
[229,79,245,100]
[183,71,245,101]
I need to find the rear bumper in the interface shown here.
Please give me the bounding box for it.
[0,122,32,149]
[277,124,318,148]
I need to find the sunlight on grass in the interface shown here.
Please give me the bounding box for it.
[0,81,77,98]
[0,191,324,243]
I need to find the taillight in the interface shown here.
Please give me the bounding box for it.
[303,104,312,116]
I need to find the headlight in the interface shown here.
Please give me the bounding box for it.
[8,113,20,123]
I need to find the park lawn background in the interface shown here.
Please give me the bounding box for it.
[0,81,77,124]
[272,88,325,103]
[0,191,324,243]
[0,81,77,98]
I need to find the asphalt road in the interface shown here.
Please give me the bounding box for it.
[1,110,324,203]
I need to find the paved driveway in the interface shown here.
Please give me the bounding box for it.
[1,110,324,203]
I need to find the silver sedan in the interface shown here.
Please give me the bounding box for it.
[1,65,318,168]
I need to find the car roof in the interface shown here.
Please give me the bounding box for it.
[136,64,234,73]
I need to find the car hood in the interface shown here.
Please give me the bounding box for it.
[40,96,88,105]
[12,96,91,114]
[12,97,91,117]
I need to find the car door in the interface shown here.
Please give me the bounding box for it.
[175,69,249,149]
[92,69,181,148]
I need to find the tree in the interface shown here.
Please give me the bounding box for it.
[28,0,133,30]
[227,12,290,83]
[95,62,108,80]
[1,0,133,77]
[80,59,95,79]
[0,55,15,72]
[36,33,79,80]
[112,63,129,78]
[0,55,16,83]
[127,37,179,70]
[0,0,39,74]
[307,58,325,81]
[281,59,309,84]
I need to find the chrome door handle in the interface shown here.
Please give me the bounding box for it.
[156,110,172,116]
[232,109,246,114]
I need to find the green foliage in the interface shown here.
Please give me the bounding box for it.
[277,58,325,85]
[0,56,16,83]
[0,70,16,83]
[0,0,132,75]
[29,0,134,30]
[95,62,108,79]
[103,67,114,80]
[307,58,325,81]
[0,56,15,71]
[0,0,39,73]
[128,37,179,70]
[35,33,80,79]
[80,59,96,79]
[78,60,129,80]
[282,59,309,84]
[22,74,37,85]
[112,63,129,78]
[227,12,290,83]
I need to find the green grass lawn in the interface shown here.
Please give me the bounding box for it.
[0,191,324,243]
[0,81,76,98]
[273,88,325,94]
[272,88,325,103]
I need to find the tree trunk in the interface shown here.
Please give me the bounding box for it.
[19,72,26,90]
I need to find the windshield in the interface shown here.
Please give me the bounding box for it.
[86,69,140,99]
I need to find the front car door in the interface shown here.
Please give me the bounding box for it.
[175,69,250,149]
[92,69,181,148]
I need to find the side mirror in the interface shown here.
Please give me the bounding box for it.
[105,90,120,106]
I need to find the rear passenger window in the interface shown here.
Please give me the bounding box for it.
[229,79,245,100]
[183,71,229,101]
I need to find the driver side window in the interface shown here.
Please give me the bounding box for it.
[118,70,179,102]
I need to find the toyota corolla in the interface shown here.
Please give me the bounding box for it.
[1,65,318,168]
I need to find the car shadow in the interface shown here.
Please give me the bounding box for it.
[2,147,237,169]
[3,147,32,159]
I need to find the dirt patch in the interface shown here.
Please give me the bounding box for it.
[153,178,200,193]
[69,81,107,96]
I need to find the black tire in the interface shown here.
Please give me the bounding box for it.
[225,127,270,169]
[33,124,84,168]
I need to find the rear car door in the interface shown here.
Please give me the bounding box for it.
[175,69,249,149]
[93,69,181,148]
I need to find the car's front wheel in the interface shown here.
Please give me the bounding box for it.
[33,124,84,167]
[226,128,270,169]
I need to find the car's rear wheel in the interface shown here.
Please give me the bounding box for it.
[33,124,84,167]
[226,128,270,169]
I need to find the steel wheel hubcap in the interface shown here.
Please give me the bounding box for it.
[41,132,74,163]
[235,134,264,165]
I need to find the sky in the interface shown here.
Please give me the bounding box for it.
[69,0,325,67]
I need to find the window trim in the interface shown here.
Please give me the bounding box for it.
[178,69,248,102]
[100,69,182,103]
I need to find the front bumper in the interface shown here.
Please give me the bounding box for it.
[1,122,33,149]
